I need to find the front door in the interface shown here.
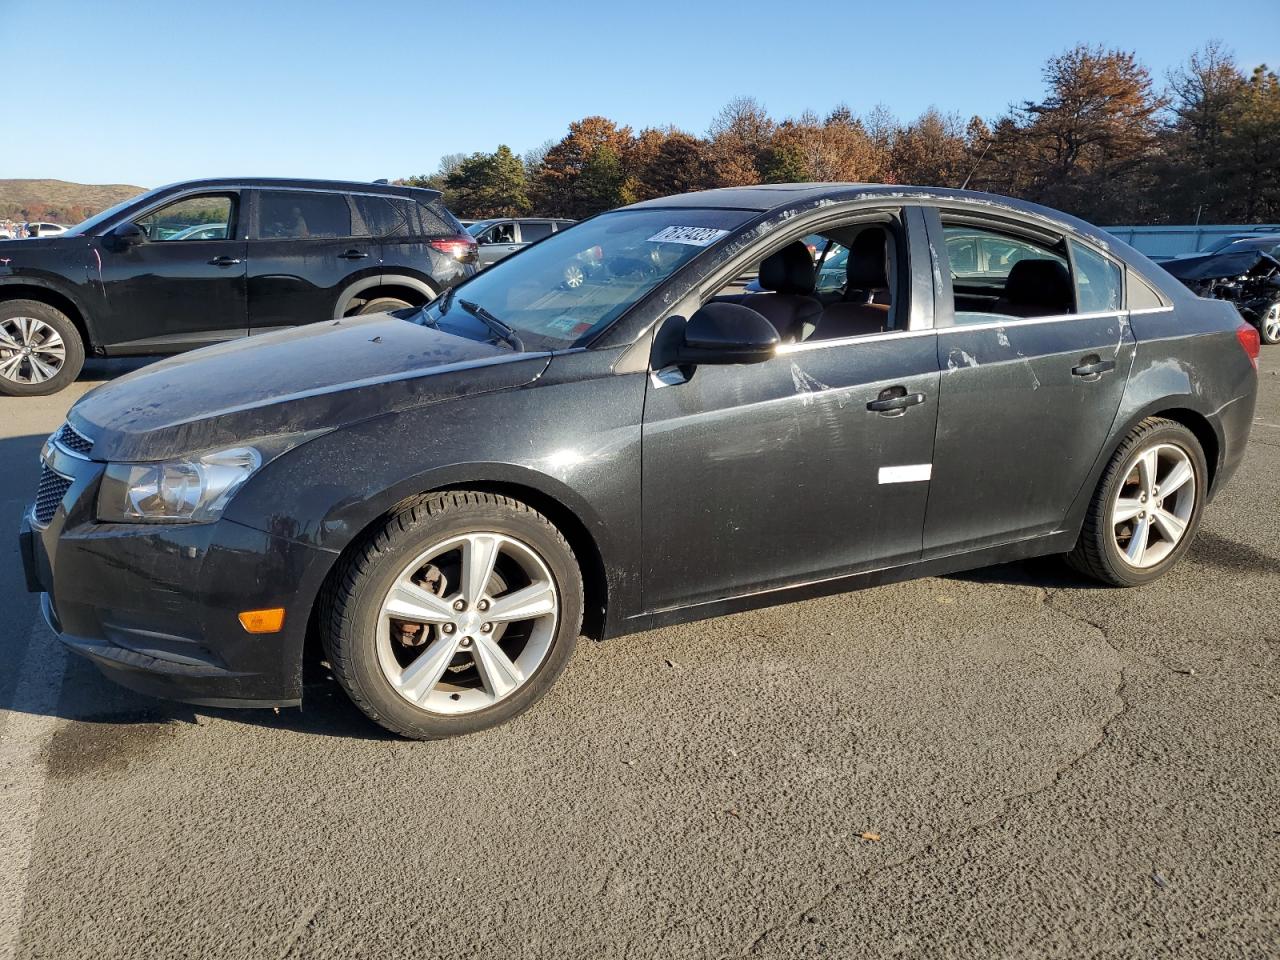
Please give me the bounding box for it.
[922,212,1134,555]
[247,188,376,332]
[641,332,940,612]
[92,192,247,352]
[476,221,521,267]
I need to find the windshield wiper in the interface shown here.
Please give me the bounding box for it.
[458,299,525,352]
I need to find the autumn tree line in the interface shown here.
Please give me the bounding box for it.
[406,44,1280,227]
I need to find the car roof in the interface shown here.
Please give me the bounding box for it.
[147,177,442,201]
[623,183,1117,246]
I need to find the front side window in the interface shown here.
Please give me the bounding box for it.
[1070,240,1123,313]
[943,224,1072,322]
[258,190,351,239]
[482,223,516,244]
[135,194,234,241]
[412,207,749,349]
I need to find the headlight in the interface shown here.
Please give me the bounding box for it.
[97,446,262,523]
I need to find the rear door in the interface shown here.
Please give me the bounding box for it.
[921,208,1134,555]
[246,189,376,333]
[91,191,247,351]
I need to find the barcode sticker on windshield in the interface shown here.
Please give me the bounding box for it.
[647,226,730,246]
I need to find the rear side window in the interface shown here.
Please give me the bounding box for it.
[1070,240,1123,313]
[943,223,1072,322]
[520,221,554,243]
[418,200,459,236]
[258,190,352,239]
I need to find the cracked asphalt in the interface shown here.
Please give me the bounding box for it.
[2,355,1278,959]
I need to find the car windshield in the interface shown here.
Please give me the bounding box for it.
[465,221,495,237]
[64,189,154,236]
[413,207,750,349]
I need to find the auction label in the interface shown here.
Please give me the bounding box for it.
[647,226,730,246]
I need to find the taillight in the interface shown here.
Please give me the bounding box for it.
[1236,322,1260,369]
[429,235,478,264]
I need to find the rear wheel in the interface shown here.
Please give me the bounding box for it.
[0,299,85,397]
[322,491,583,739]
[1068,418,1206,586]
[1260,302,1280,345]
[354,296,413,315]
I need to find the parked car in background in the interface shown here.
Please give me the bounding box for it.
[1162,240,1280,344]
[467,217,575,268]
[23,222,68,238]
[0,177,476,395]
[22,184,1258,739]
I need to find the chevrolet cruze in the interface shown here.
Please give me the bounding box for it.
[21,185,1259,738]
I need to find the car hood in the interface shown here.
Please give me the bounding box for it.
[1162,249,1280,282]
[68,314,551,462]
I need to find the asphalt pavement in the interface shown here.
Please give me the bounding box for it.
[1,354,1278,959]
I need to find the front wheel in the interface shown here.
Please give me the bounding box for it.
[322,492,583,739]
[0,299,85,397]
[1259,302,1280,345]
[1067,418,1206,586]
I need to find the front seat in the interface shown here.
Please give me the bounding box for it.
[993,259,1074,317]
[738,241,822,342]
[813,228,893,340]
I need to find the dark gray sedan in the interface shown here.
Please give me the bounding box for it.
[23,184,1259,739]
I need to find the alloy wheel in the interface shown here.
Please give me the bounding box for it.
[0,317,66,385]
[1263,303,1280,344]
[1110,442,1196,569]
[376,532,559,714]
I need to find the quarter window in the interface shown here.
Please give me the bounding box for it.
[135,194,234,241]
[258,190,352,239]
[1070,240,1123,313]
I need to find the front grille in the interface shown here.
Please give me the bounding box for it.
[33,464,72,526]
[53,422,93,456]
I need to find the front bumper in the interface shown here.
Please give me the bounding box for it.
[19,450,336,708]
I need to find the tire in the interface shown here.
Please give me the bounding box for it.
[321,491,584,739]
[1259,302,1280,346]
[354,296,413,316]
[1067,418,1207,587]
[0,299,86,397]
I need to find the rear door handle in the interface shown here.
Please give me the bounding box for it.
[867,387,926,415]
[207,256,241,266]
[338,249,369,260]
[1072,356,1116,379]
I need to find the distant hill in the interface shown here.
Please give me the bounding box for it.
[0,178,147,225]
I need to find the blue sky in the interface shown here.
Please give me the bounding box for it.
[5,0,1278,188]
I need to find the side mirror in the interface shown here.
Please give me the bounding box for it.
[111,222,147,246]
[674,302,780,365]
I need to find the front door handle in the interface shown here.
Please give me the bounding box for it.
[207,256,241,266]
[338,249,370,260]
[867,386,926,415]
[1072,356,1116,379]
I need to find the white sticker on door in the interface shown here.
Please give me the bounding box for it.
[878,464,932,484]
[646,226,730,246]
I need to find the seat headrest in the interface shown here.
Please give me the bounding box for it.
[1004,259,1073,309]
[846,228,888,289]
[759,241,816,296]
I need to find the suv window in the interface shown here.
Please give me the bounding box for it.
[259,190,351,239]
[136,194,235,241]
[519,221,553,243]
[354,195,415,238]
[1070,240,1123,313]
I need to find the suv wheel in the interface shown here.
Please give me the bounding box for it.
[354,296,413,316]
[322,491,584,739]
[1068,418,1206,586]
[0,299,85,397]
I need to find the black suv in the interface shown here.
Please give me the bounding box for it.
[0,178,477,396]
